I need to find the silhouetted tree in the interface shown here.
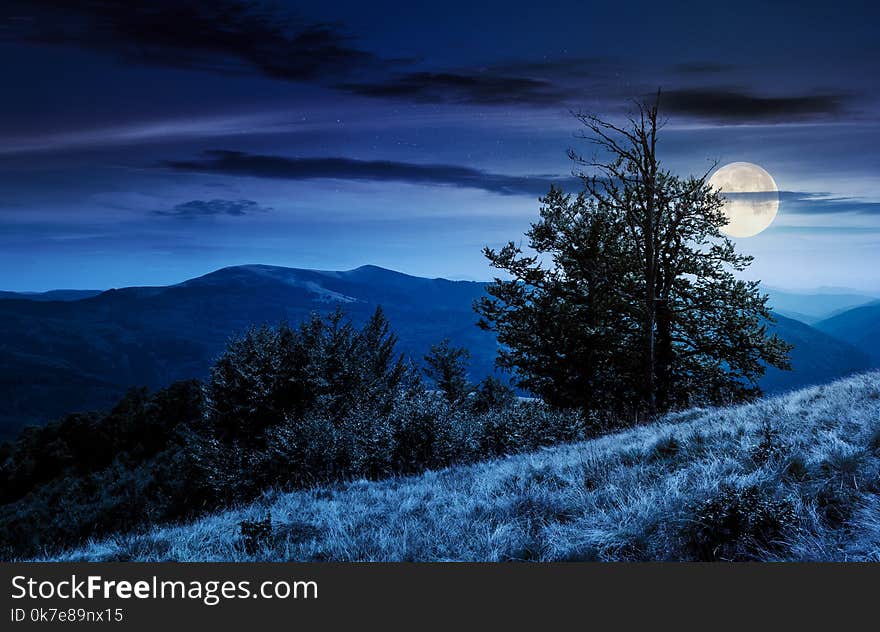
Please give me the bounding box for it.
[477,96,791,419]
[423,339,471,405]
[471,375,517,413]
[208,307,405,444]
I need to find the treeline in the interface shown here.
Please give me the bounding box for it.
[0,308,589,558]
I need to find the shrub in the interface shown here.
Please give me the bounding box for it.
[477,404,587,457]
[750,418,783,465]
[208,307,405,444]
[687,485,796,561]
[0,380,207,558]
[470,375,517,414]
[240,512,273,555]
[648,435,681,462]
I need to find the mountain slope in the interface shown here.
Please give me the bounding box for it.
[762,313,872,392]
[815,301,880,366]
[0,265,496,436]
[46,372,880,562]
[765,287,877,324]
[0,290,102,302]
[0,264,871,437]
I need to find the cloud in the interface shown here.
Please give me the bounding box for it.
[338,57,626,107]
[0,0,380,81]
[339,71,569,106]
[0,2,572,108]
[777,191,880,215]
[161,150,579,195]
[154,199,271,219]
[659,89,846,122]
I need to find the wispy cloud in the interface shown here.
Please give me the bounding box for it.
[0,113,304,155]
[778,191,880,215]
[339,71,569,106]
[160,150,579,195]
[660,89,847,123]
[154,198,271,219]
[0,0,382,81]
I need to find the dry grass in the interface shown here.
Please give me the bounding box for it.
[44,372,880,562]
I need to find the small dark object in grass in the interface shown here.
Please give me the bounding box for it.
[274,520,322,544]
[240,511,273,554]
[649,435,680,462]
[782,455,810,482]
[751,419,783,465]
[815,483,859,527]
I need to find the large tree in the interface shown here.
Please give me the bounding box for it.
[476,97,791,420]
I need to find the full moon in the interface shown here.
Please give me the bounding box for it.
[707,162,779,238]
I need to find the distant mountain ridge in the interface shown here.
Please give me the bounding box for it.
[764,286,877,324]
[0,289,102,302]
[760,313,871,393]
[0,264,872,438]
[815,300,880,365]
[0,265,495,437]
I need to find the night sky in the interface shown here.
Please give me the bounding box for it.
[2,0,878,291]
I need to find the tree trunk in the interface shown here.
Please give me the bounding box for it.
[655,297,673,411]
[644,236,657,419]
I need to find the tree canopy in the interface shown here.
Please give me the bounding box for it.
[476,97,791,420]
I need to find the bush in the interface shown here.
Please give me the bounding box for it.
[240,512,273,555]
[751,419,783,465]
[0,380,207,557]
[687,485,796,561]
[208,307,405,444]
[471,375,517,414]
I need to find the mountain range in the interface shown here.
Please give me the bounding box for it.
[814,300,880,366]
[763,286,878,324]
[0,290,102,302]
[0,264,875,438]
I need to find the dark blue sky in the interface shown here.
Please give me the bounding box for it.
[1,0,878,291]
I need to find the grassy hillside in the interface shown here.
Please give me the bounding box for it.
[44,372,880,562]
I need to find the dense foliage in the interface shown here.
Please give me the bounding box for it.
[423,339,472,405]
[0,308,589,559]
[0,381,206,558]
[477,99,791,420]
